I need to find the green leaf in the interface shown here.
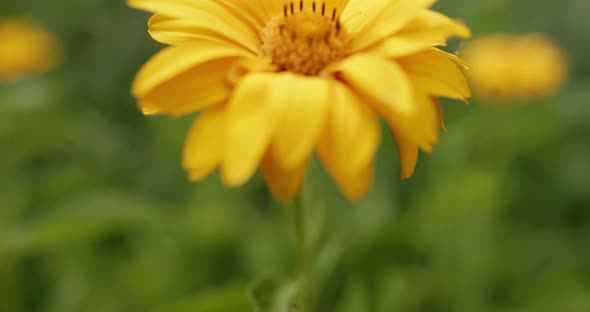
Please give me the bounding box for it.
[4,192,157,255]
[153,285,252,312]
[249,276,302,312]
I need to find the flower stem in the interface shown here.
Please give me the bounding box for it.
[293,194,310,311]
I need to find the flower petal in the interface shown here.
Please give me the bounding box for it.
[213,0,282,27]
[222,73,284,186]
[318,81,380,200]
[336,161,375,202]
[128,0,213,18]
[375,10,471,58]
[433,97,446,132]
[341,0,389,37]
[393,133,419,180]
[331,0,353,14]
[133,41,251,96]
[221,0,351,25]
[183,106,225,181]
[147,14,260,53]
[212,0,265,30]
[399,48,471,100]
[132,42,253,116]
[130,0,260,52]
[261,153,308,202]
[343,0,436,52]
[330,54,438,150]
[269,73,330,171]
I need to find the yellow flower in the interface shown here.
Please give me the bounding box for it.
[461,33,568,101]
[129,0,471,202]
[0,19,62,82]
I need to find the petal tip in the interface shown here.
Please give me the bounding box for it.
[220,168,249,188]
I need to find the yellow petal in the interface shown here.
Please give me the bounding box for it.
[128,0,211,17]
[213,0,282,27]
[405,10,471,38]
[404,89,440,152]
[343,0,436,52]
[261,153,308,202]
[329,54,438,150]
[318,81,380,198]
[223,0,351,24]
[147,12,259,53]
[132,41,251,96]
[336,161,375,202]
[132,42,253,116]
[212,0,266,31]
[183,106,225,181]
[329,0,353,13]
[433,97,446,132]
[225,57,277,87]
[222,73,284,187]
[375,10,471,58]
[269,73,330,171]
[393,133,419,180]
[138,58,239,116]
[130,0,259,32]
[341,0,389,37]
[146,19,225,48]
[399,48,471,100]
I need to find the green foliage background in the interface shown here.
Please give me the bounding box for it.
[1,0,590,311]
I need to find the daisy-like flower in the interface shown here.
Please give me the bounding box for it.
[0,19,61,82]
[461,33,568,101]
[129,0,471,202]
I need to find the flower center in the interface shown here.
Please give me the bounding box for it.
[260,1,349,75]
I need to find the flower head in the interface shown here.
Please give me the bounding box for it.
[0,19,61,82]
[129,0,471,202]
[461,33,568,102]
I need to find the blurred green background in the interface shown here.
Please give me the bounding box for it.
[1,0,590,311]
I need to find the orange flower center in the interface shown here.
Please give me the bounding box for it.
[260,1,349,75]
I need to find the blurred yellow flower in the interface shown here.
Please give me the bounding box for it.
[129,0,471,202]
[0,19,62,82]
[461,33,568,101]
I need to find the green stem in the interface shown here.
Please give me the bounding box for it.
[293,195,310,311]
